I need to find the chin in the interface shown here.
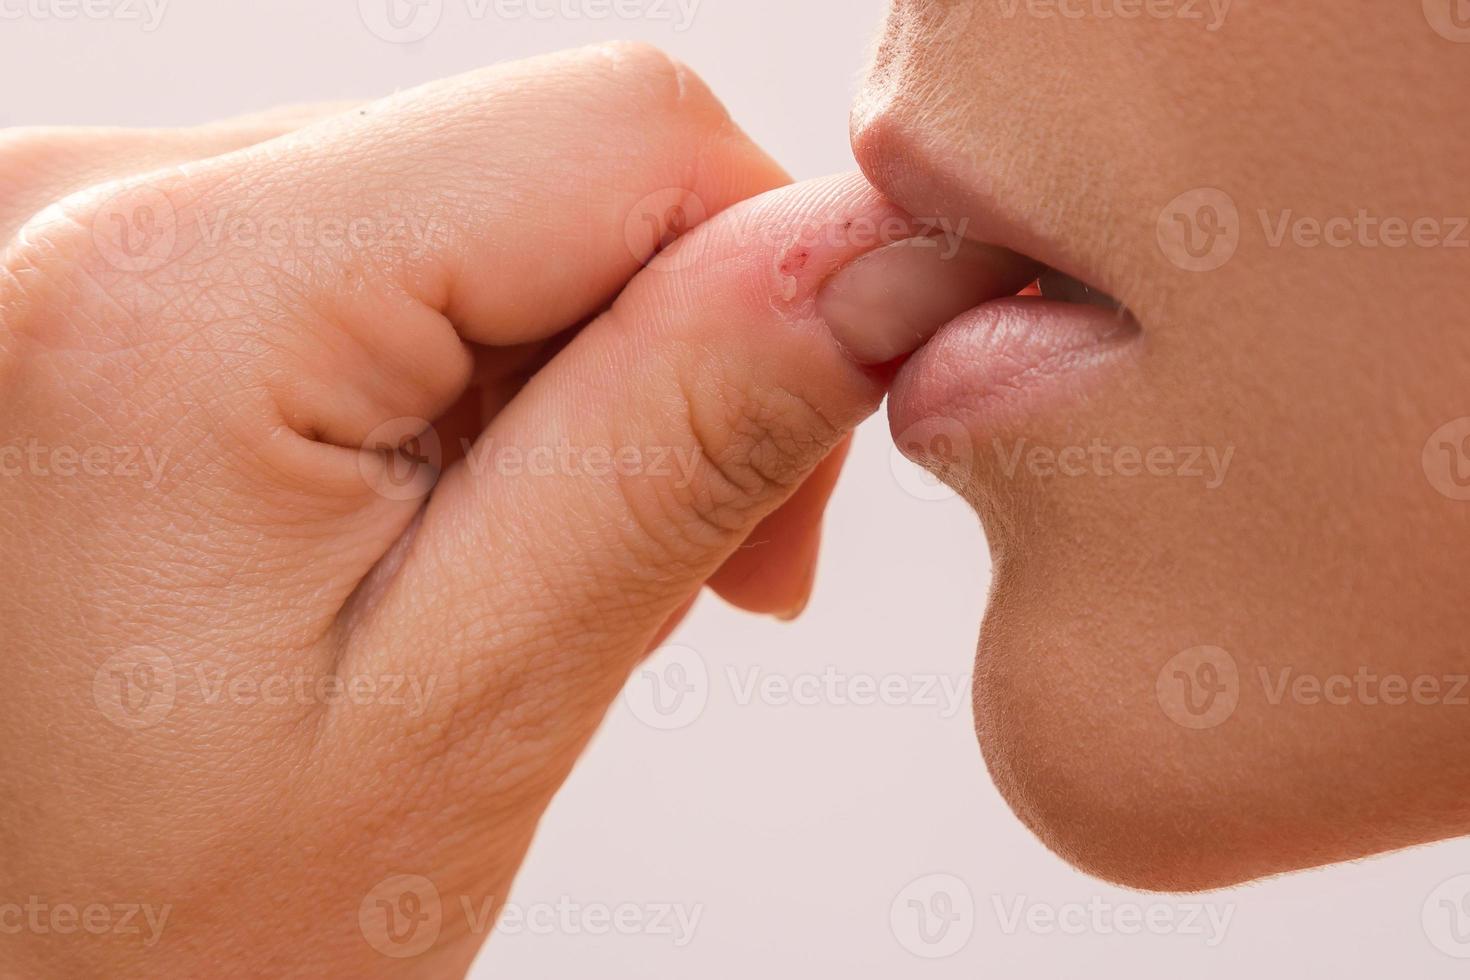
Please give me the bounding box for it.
[969,597,1274,894]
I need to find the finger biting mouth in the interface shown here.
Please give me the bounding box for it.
[852,121,1147,450]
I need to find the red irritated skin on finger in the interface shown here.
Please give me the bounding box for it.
[850,0,1470,892]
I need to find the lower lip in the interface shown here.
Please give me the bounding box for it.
[887,296,1140,439]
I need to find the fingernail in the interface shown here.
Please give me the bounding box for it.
[817,237,1036,365]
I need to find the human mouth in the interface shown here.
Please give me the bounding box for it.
[851,119,1144,443]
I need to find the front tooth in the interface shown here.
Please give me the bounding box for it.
[1037,268,1123,312]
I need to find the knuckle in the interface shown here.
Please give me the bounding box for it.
[2,201,106,359]
[623,375,839,564]
[15,170,189,278]
[0,128,106,193]
[0,128,147,254]
[0,126,64,178]
[4,172,198,345]
[584,40,728,129]
[1,172,280,455]
[697,379,836,503]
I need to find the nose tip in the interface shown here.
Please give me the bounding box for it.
[847,101,903,197]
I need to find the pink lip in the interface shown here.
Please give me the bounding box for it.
[887,297,1139,440]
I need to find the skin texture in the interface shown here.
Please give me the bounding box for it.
[0,43,1035,977]
[853,0,1470,890]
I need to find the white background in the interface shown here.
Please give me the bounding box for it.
[6,0,1468,975]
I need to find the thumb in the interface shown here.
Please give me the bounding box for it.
[339,172,1032,807]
